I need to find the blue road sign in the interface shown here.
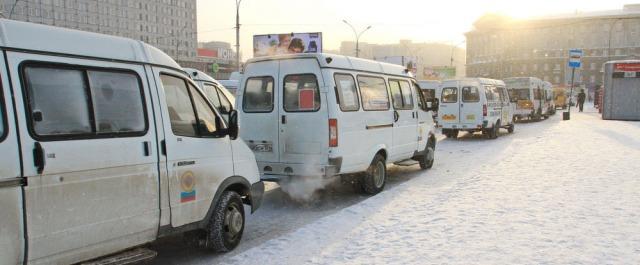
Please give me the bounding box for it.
[569,49,582,68]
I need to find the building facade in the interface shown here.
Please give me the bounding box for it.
[466,4,640,89]
[1,0,198,60]
[339,40,466,79]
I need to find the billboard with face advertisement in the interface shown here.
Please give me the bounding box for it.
[253,32,322,57]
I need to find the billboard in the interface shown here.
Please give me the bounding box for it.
[253,32,322,57]
[423,66,456,80]
[375,56,419,74]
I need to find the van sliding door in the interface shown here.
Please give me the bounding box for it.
[7,52,160,264]
[0,52,25,265]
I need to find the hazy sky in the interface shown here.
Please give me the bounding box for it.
[197,0,637,59]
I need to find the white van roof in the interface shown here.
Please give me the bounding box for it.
[442,78,505,87]
[245,53,413,78]
[0,19,180,69]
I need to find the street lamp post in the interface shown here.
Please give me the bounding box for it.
[343,20,371,58]
[235,0,242,72]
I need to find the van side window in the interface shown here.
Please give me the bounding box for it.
[399,81,414,109]
[243,76,274,113]
[23,66,147,139]
[441,87,458,103]
[284,74,320,112]
[0,89,6,142]
[216,88,232,114]
[534,88,542,100]
[334,73,359,111]
[462,87,480,102]
[190,84,219,135]
[161,75,198,137]
[496,87,508,102]
[203,83,222,110]
[484,86,496,101]
[389,80,414,110]
[88,71,146,133]
[358,76,389,111]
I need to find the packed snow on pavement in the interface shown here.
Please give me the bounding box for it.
[151,106,640,264]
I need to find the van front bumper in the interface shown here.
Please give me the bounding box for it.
[250,181,265,213]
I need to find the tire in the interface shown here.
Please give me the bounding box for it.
[361,154,387,195]
[206,191,245,252]
[450,129,459,139]
[419,138,436,170]
[507,123,515,133]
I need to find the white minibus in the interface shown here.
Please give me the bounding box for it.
[0,20,263,264]
[505,77,546,121]
[237,53,438,195]
[438,78,515,139]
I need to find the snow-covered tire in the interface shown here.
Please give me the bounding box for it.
[206,191,245,252]
[507,123,515,133]
[419,138,435,170]
[361,154,387,195]
[489,121,500,139]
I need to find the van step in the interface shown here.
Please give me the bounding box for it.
[79,248,157,265]
[394,160,418,166]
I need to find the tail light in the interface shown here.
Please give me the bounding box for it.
[329,119,338,147]
[482,104,487,116]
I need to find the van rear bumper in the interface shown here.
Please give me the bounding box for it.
[259,157,342,182]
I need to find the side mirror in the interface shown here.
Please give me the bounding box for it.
[228,110,239,140]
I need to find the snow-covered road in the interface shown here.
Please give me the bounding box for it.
[151,106,640,264]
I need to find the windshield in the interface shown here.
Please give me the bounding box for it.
[508,89,530,102]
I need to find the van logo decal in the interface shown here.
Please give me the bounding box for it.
[466,114,476,120]
[179,171,196,203]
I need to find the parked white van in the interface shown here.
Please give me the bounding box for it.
[237,53,439,194]
[438,78,515,139]
[505,77,547,121]
[0,20,263,265]
[185,68,236,120]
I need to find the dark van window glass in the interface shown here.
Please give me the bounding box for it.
[161,75,198,137]
[203,83,222,110]
[399,81,414,109]
[25,67,92,136]
[358,76,389,111]
[243,77,274,112]
[389,80,403,109]
[462,86,480,102]
[88,71,145,133]
[190,85,219,134]
[334,74,359,111]
[441,87,458,103]
[284,74,320,112]
[0,96,5,140]
[216,88,232,114]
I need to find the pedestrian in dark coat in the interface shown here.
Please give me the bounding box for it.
[577,89,586,112]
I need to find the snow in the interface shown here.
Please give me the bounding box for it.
[151,105,640,264]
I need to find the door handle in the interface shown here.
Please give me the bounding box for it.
[33,142,45,174]
[143,141,151,156]
[281,115,287,124]
[393,111,399,122]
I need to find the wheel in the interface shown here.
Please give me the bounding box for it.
[450,129,459,139]
[419,138,435,170]
[507,123,515,133]
[206,191,245,252]
[361,154,387,195]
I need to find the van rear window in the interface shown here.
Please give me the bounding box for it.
[462,87,480,102]
[284,74,320,112]
[23,65,147,139]
[441,87,458,103]
[243,77,274,113]
[358,76,389,111]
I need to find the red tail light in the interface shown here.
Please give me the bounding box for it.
[329,119,338,147]
[483,104,487,116]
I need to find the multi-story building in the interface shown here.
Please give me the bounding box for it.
[466,4,640,89]
[1,0,198,61]
[339,40,466,79]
